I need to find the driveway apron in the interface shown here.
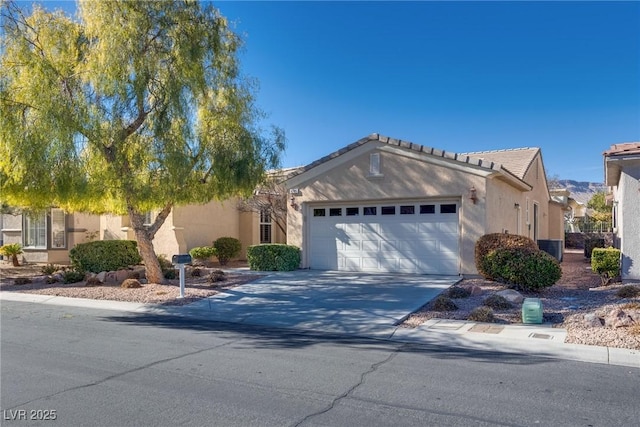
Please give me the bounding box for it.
[183,271,459,337]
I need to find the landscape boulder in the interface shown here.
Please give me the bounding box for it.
[496,289,524,304]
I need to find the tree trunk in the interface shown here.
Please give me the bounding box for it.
[134,227,164,284]
[126,204,173,285]
[11,254,20,267]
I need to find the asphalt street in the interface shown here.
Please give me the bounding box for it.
[1,301,639,427]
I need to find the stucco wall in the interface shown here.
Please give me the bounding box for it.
[520,155,551,241]
[485,177,524,235]
[547,202,566,242]
[287,145,488,275]
[618,163,640,279]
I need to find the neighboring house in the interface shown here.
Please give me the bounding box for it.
[285,134,563,276]
[1,197,287,265]
[549,188,586,232]
[604,142,640,281]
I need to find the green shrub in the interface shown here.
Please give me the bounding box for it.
[431,295,458,311]
[189,246,216,261]
[246,244,301,271]
[213,237,241,265]
[41,263,60,275]
[484,247,562,292]
[69,240,142,273]
[447,286,471,299]
[190,268,202,277]
[591,247,621,286]
[157,255,177,279]
[616,285,640,299]
[62,268,85,284]
[468,306,495,323]
[483,294,512,310]
[475,233,538,279]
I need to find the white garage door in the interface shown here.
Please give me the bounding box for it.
[308,201,459,275]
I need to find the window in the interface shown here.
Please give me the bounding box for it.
[440,204,457,214]
[381,206,396,215]
[329,208,342,217]
[313,208,326,217]
[363,207,377,216]
[419,204,435,214]
[260,209,272,244]
[143,211,153,226]
[23,212,46,248]
[400,205,415,215]
[346,207,359,216]
[50,208,66,249]
[369,152,382,176]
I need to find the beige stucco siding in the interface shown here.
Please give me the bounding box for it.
[521,155,551,241]
[287,146,489,275]
[548,202,566,242]
[485,177,525,235]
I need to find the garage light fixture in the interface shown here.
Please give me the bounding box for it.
[468,186,478,204]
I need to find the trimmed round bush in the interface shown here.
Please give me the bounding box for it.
[246,244,301,271]
[475,233,538,279]
[468,306,495,323]
[484,247,562,292]
[483,294,512,310]
[447,286,471,299]
[70,240,142,273]
[213,237,241,265]
[207,270,226,283]
[616,285,640,299]
[431,295,458,312]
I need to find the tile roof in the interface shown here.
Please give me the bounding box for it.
[287,134,535,190]
[459,147,540,180]
[604,142,640,156]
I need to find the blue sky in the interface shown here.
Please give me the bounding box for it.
[26,1,640,183]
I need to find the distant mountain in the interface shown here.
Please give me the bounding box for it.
[551,180,606,205]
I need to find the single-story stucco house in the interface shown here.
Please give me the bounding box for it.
[285,134,564,276]
[3,134,564,274]
[604,142,640,281]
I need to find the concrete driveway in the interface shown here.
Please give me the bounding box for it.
[181,270,460,337]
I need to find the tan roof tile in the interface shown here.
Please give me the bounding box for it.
[604,142,640,156]
[460,147,540,180]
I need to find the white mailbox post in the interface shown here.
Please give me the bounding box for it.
[172,254,192,299]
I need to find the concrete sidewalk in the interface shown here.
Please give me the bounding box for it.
[1,290,638,368]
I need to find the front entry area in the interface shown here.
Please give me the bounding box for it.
[308,201,460,275]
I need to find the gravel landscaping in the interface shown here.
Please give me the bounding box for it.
[401,250,640,350]
[1,251,639,350]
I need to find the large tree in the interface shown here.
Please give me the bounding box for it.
[0,1,285,283]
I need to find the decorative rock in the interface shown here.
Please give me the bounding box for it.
[604,309,635,328]
[115,269,130,283]
[85,277,103,287]
[583,313,604,328]
[497,289,524,304]
[96,271,107,282]
[105,271,117,283]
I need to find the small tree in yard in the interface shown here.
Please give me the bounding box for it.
[237,175,289,237]
[0,1,284,283]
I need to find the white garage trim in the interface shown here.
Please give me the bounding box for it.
[305,200,460,275]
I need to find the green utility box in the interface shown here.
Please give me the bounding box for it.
[522,298,543,324]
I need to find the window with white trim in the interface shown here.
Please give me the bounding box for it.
[23,212,47,248]
[50,208,66,249]
[260,208,272,244]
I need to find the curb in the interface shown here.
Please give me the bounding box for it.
[1,291,638,368]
